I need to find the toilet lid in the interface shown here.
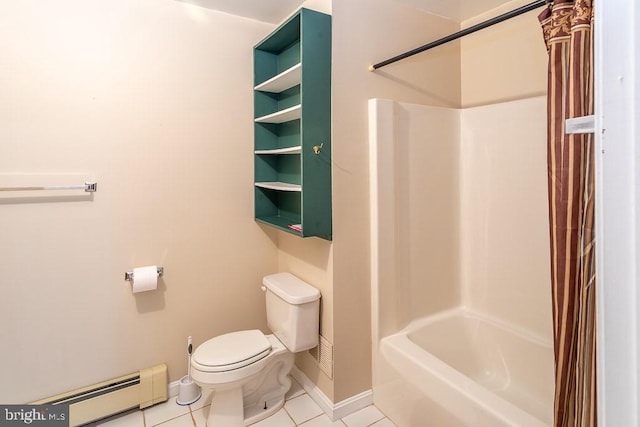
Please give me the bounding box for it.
[193,330,272,372]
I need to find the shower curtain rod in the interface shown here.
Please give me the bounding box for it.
[369,0,547,71]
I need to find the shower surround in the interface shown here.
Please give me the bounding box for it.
[369,97,553,426]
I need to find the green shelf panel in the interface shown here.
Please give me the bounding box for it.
[254,13,301,86]
[255,153,301,184]
[299,8,332,240]
[255,187,301,223]
[254,43,301,87]
[255,13,300,53]
[254,86,301,119]
[255,120,301,151]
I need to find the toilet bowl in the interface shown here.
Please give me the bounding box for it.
[191,273,321,426]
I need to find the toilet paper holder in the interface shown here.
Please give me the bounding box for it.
[124,266,164,281]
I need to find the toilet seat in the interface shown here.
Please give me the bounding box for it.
[192,330,272,373]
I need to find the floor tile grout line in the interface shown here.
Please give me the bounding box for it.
[282,403,300,426]
[188,404,197,427]
[300,412,327,426]
[285,392,326,425]
[143,400,192,427]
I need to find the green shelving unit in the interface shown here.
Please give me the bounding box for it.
[253,8,332,240]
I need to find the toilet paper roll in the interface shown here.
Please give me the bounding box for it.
[132,265,158,293]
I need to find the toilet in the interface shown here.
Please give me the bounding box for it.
[191,272,321,426]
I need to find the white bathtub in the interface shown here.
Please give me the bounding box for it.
[376,308,554,427]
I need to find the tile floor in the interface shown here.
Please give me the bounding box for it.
[89,377,396,427]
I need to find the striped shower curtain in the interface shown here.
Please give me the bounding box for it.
[539,1,596,426]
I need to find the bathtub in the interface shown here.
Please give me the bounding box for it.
[376,308,554,427]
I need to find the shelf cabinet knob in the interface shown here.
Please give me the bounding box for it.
[313,143,324,155]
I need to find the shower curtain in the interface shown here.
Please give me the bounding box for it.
[539,1,596,426]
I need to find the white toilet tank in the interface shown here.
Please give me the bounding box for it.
[262,273,321,352]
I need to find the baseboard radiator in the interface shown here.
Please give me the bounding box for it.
[31,364,168,426]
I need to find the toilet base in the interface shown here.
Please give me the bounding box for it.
[207,387,244,427]
[244,396,285,426]
[203,392,285,427]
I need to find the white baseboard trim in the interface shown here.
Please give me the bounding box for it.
[290,366,373,422]
[168,379,180,398]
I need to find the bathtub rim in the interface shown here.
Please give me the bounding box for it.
[400,305,553,350]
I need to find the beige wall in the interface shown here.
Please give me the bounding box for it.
[0,0,276,403]
[461,0,548,107]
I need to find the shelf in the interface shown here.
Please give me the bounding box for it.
[255,63,302,93]
[255,182,302,192]
[255,146,302,155]
[255,105,301,124]
[253,8,332,240]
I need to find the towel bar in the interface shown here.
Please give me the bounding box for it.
[0,181,97,192]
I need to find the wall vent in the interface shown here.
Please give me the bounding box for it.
[32,364,168,426]
[309,335,333,379]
